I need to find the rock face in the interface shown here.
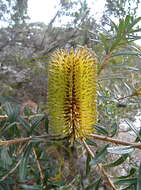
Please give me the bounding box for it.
[0,25,79,105]
[0,64,48,105]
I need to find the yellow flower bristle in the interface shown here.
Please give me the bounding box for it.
[47,48,97,142]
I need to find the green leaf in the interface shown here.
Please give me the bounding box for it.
[0,183,11,190]
[90,144,109,166]
[122,184,136,190]
[107,146,134,155]
[17,116,31,133]
[135,127,141,142]
[30,114,45,133]
[104,154,129,168]
[19,184,42,190]
[3,122,17,132]
[112,50,140,57]
[117,168,136,179]
[4,102,19,122]
[115,178,137,186]
[85,138,97,146]
[99,33,110,53]
[94,125,109,135]
[125,119,141,141]
[125,15,131,26]
[109,122,118,137]
[111,19,118,32]
[44,116,49,133]
[19,143,33,180]
[137,163,141,190]
[111,64,140,71]
[118,19,125,35]
[31,138,46,143]
[86,153,91,176]
[0,147,12,169]
[129,17,141,30]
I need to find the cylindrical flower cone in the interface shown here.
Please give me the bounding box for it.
[47,48,97,143]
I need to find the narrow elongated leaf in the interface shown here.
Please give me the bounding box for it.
[115,178,137,186]
[0,183,11,190]
[99,33,110,53]
[19,184,42,190]
[0,147,12,168]
[117,168,136,179]
[17,116,31,133]
[104,154,129,168]
[112,50,140,57]
[111,64,140,71]
[90,145,109,166]
[85,138,97,146]
[94,125,109,135]
[135,127,141,142]
[86,153,91,176]
[122,184,136,190]
[30,114,45,133]
[4,102,19,122]
[31,138,46,143]
[44,117,49,133]
[125,119,141,141]
[109,122,118,137]
[132,28,141,33]
[137,163,141,190]
[118,20,125,35]
[3,122,17,132]
[19,143,33,180]
[107,146,134,155]
[129,17,141,29]
[19,157,27,181]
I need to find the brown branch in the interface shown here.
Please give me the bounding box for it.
[82,139,118,190]
[98,53,112,75]
[0,134,61,146]
[1,159,22,181]
[33,148,44,184]
[117,92,140,101]
[0,114,45,120]
[1,134,141,150]
[91,134,141,149]
[1,143,28,181]
[82,138,95,157]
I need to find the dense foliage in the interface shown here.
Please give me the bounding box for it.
[0,0,141,189]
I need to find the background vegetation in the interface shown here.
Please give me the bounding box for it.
[0,0,141,189]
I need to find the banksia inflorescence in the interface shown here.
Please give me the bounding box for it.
[47,48,97,143]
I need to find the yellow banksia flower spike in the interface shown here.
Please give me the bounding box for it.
[47,48,97,143]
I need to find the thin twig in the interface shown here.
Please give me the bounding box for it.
[1,134,141,150]
[100,164,118,190]
[91,134,141,149]
[0,134,61,146]
[117,94,135,100]
[98,53,112,75]
[0,114,45,119]
[1,159,22,181]
[33,148,44,184]
[0,114,8,119]
[0,143,28,181]
[82,138,95,157]
[82,139,118,190]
